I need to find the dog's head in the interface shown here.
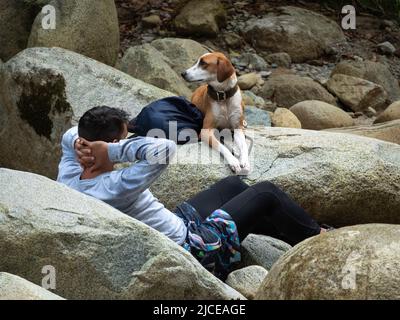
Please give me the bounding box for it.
[181,52,235,84]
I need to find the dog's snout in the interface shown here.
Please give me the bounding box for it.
[181,71,187,79]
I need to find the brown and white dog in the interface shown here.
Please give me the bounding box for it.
[181,52,250,175]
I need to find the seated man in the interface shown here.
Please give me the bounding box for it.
[57,106,187,244]
[58,105,330,279]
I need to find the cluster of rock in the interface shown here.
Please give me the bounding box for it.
[0,47,173,178]
[113,3,400,146]
[0,168,244,300]
[1,0,400,300]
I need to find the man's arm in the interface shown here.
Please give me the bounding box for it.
[57,127,82,185]
[82,137,177,202]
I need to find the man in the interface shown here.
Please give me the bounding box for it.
[57,106,188,244]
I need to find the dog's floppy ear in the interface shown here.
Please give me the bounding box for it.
[217,57,235,82]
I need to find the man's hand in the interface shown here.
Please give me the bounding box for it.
[75,138,94,169]
[75,138,111,170]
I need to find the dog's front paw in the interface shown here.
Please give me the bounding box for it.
[228,157,243,174]
[238,156,251,175]
[228,158,251,176]
[239,160,251,176]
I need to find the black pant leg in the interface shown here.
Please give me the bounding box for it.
[221,181,321,245]
[186,176,249,220]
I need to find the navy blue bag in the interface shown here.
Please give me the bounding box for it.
[128,96,204,144]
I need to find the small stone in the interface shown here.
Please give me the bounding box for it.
[142,15,162,28]
[381,20,397,29]
[348,112,356,119]
[354,55,364,62]
[365,107,377,117]
[226,266,268,300]
[308,60,324,67]
[272,107,302,129]
[242,91,255,106]
[244,106,271,127]
[224,32,243,49]
[242,91,265,108]
[142,35,156,43]
[265,52,292,68]
[232,53,269,71]
[324,46,339,56]
[377,41,396,55]
[240,234,292,270]
[237,72,263,90]
[375,101,400,123]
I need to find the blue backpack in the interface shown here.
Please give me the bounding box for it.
[128,96,204,144]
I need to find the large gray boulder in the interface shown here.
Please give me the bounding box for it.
[0,47,173,179]
[0,0,38,61]
[0,168,244,300]
[331,60,400,103]
[259,74,337,108]
[28,0,120,66]
[326,119,400,145]
[243,6,345,63]
[256,224,400,300]
[174,0,227,37]
[119,44,192,98]
[0,272,65,300]
[151,127,400,227]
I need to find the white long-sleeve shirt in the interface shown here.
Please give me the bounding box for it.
[57,127,187,244]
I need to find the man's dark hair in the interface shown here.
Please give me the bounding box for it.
[78,106,130,142]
